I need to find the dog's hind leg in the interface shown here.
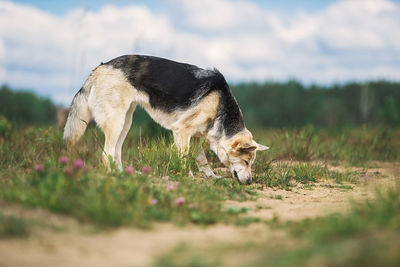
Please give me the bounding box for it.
[196,146,222,179]
[94,103,131,169]
[115,103,136,167]
[99,118,125,169]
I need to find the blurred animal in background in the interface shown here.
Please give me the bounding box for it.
[56,108,70,129]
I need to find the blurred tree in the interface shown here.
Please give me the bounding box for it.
[0,85,56,125]
[1,81,399,129]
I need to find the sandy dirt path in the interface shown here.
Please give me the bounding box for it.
[0,162,398,267]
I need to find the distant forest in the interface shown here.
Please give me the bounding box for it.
[231,80,400,128]
[0,81,399,128]
[0,85,56,125]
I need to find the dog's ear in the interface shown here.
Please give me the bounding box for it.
[231,140,257,153]
[239,144,257,153]
[253,141,269,151]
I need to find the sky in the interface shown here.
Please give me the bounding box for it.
[1,0,400,106]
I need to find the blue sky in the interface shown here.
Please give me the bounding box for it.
[1,0,400,105]
[12,0,338,14]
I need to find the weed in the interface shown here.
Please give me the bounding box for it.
[154,243,219,267]
[254,162,355,190]
[0,213,29,238]
[224,206,251,214]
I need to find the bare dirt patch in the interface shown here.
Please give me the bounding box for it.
[0,163,398,267]
[228,162,398,221]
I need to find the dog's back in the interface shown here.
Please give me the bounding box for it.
[103,55,225,111]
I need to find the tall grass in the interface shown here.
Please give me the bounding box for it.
[0,153,253,227]
[254,126,400,164]
[0,122,397,227]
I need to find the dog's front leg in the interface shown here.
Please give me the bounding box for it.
[196,147,222,179]
[173,131,194,176]
[173,132,191,156]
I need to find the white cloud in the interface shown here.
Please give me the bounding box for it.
[169,0,267,32]
[0,0,399,106]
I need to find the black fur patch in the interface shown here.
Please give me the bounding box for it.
[217,85,245,137]
[72,87,84,100]
[104,55,245,137]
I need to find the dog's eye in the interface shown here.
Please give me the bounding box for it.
[244,160,249,166]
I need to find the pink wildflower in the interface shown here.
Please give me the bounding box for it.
[34,164,43,172]
[142,166,150,174]
[175,197,185,206]
[59,156,68,165]
[151,199,158,205]
[74,158,84,169]
[167,184,175,191]
[125,166,134,175]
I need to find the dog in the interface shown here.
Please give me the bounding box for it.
[63,55,268,184]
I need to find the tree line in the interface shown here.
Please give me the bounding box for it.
[231,80,400,128]
[0,81,399,128]
[0,85,56,125]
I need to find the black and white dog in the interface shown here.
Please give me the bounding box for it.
[64,55,268,184]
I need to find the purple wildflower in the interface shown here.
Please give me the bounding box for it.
[59,156,68,165]
[175,197,185,206]
[34,164,43,172]
[167,184,175,191]
[142,166,150,174]
[125,166,134,175]
[74,158,84,169]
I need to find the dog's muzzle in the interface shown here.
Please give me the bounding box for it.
[233,171,252,185]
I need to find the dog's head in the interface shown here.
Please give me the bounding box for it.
[217,129,269,185]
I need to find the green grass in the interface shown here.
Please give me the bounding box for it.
[0,125,260,227]
[0,124,397,227]
[154,243,219,267]
[1,122,400,264]
[0,213,29,238]
[254,161,356,190]
[0,163,253,227]
[253,126,400,164]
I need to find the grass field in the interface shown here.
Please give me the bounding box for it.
[0,121,399,266]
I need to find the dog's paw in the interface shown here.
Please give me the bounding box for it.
[211,174,223,179]
[202,171,222,180]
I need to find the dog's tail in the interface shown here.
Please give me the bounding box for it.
[63,75,93,147]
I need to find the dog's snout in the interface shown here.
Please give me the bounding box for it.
[233,170,252,185]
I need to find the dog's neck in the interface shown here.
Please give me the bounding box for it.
[218,88,245,137]
[206,116,240,158]
[206,87,245,155]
